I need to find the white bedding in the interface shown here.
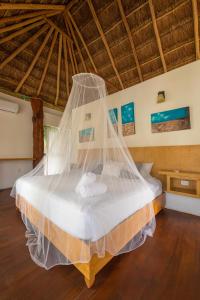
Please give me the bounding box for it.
[16,170,162,241]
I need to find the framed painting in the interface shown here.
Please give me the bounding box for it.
[151,106,191,133]
[108,108,118,137]
[121,102,135,136]
[79,128,94,143]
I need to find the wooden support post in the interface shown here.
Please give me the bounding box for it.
[31,98,44,168]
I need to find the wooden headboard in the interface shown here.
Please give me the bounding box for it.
[129,145,200,186]
[78,145,200,187]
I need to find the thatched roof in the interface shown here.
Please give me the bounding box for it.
[0,0,199,110]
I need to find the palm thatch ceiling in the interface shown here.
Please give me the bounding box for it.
[0,0,199,110]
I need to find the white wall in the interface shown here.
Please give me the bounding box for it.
[74,60,200,149]
[106,60,200,147]
[0,93,62,189]
[73,61,200,216]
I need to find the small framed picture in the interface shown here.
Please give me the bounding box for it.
[85,113,91,121]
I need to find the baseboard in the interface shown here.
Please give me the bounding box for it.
[165,192,200,216]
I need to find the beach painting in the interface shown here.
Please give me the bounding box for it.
[151,107,191,133]
[79,127,94,143]
[121,102,135,136]
[108,107,118,137]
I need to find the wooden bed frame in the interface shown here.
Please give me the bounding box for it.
[16,193,165,288]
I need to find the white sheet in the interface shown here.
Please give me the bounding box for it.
[16,170,162,241]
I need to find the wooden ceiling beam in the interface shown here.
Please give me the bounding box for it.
[55,33,62,105]
[63,16,77,75]
[192,0,200,60]
[116,0,143,82]
[75,0,189,55]
[0,24,49,70]
[66,15,87,72]
[0,9,60,23]
[72,45,79,73]
[15,27,54,93]
[64,15,119,92]
[0,13,53,35]
[108,39,196,81]
[67,11,97,73]
[63,36,69,97]
[72,1,148,44]
[0,19,45,45]
[44,17,73,44]
[87,0,124,89]
[148,0,167,72]
[37,30,58,96]
[0,3,65,11]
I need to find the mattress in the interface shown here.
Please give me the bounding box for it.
[16,170,162,241]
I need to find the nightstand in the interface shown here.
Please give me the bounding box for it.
[158,170,200,198]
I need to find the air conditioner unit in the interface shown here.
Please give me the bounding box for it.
[0,99,19,113]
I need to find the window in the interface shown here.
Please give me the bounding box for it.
[44,125,58,154]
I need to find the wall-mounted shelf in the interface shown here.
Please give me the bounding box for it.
[159,170,200,198]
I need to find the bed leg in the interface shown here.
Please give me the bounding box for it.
[84,275,95,288]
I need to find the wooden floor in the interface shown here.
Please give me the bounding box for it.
[1,190,200,300]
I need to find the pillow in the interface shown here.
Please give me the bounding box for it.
[120,168,139,180]
[102,161,123,177]
[139,163,153,178]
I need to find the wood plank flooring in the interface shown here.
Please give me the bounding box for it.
[0,189,200,300]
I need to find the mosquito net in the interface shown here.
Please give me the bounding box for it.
[11,73,156,269]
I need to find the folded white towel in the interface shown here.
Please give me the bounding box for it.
[76,182,107,198]
[76,172,96,193]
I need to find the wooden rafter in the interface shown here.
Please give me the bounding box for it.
[55,33,63,105]
[0,19,45,45]
[148,0,167,72]
[0,9,60,23]
[67,17,80,73]
[116,0,143,82]
[66,13,119,91]
[75,0,189,56]
[0,24,49,70]
[37,30,58,96]
[87,0,124,89]
[44,17,73,44]
[192,0,200,60]
[0,12,58,35]
[63,36,69,97]
[65,14,87,72]
[15,27,54,93]
[0,3,65,10]
[67,11,97,73]
[72,45,79,73]
[63,18,76,75]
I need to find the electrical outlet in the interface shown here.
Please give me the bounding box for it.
[181,180,189,186]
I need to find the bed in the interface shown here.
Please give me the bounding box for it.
[15,170,165,287]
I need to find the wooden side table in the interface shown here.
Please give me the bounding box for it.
[158,170,200,198]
